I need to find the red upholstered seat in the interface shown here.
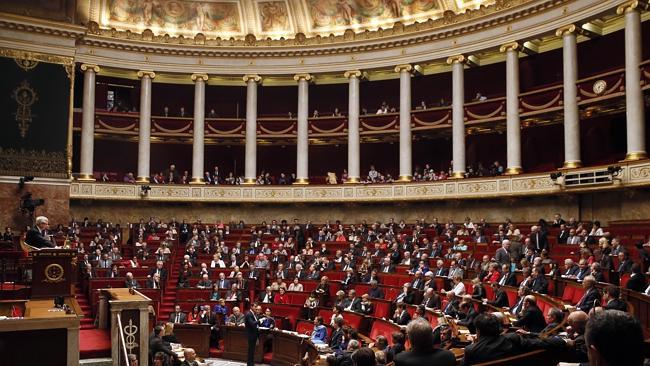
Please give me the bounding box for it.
[571,287,585,305]
[295,319,313,335]
[372,300,392,319]
[286,292,309,305]
[368,319,401,345]
[561,286,576,302]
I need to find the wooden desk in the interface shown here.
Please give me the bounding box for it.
[272,330,317,366]
[222,325,265,363]
[173,323,211,358]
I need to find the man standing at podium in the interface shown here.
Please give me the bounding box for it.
[25,216,55,248]
[245,303,262,366]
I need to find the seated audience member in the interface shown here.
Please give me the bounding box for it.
[288,278,303,291]
[442,291,460,317]
[585,310,644,366]
[337,340,361,366]
[124,272,140,289]
[147,273,162,289]
[259,308,276,328]
[169,305,187,324]
[563,310,589,363]
[329,316,345,351]
[210,283,221,301]
[392,303,411,326]
[196,274,212,289]
[149,326,178,364]
[575,275,600,313]
[601,285,627,311]
[513,295,546,333]
[311,316,328,344]
[367,280,384,298]
[394,283,414,305]
[352,347,377,366]
[487,282,510,308]
[470,277,486,300]
[181,348,198,366]
[273,287,288,304]
[394,318,455,366]
[212,298,229,318]
[359,294,374,315]
[421,288,441,310]
[226,306,245,326]
[304,292,319,320]
[626,263,647,292]
[461,314,567,365]
[517,307,564,337]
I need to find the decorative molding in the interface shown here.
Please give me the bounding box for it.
[69,160,650,203]
[499,41,521,53]
[344,70,362,79]
[136,70,156,79]
[616,0,639,14]
[80,64,100,73]
[190,73,209,82]
[555,24,577,37]
[394,64,414,73]
[293,73,313,82]
[243,74,262,83]
[446,55,466,65]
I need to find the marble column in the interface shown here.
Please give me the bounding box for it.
[191,73,208,184]
[136,70,155,183]
[395,64,413,181]
[447,55,466,178]
[500,42,523,174]
[344,70,361,183]
[556,25,581,168]
[243,74,261,184]
[294,74,312,184]
[78,64,100,181]
[618,2,647,160]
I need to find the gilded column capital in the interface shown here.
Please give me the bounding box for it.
[293,73,313,82]
[191,73,209,82]
[137,70,156,79]
[344,70,362,79]
[446,55,466,65]
[555,24,577,37]
[499,42,521,53]
[80,64,100,73]
[243,74,262,83]
[394,64,413,73]
[617,0,639,14]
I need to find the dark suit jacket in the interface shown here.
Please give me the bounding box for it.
[343,297,362,312]
[244,310,259,341]
[394,348,456,366]
[149,267,168,281]
[169,312,187,323]
[149,334,175,359]
[462,333,564,366]
[499,272,518,287]
[367,287,384,298]
[471,285,486,300]
[530,232,549,252]
[379,264,395,273]
[603,298,627,311]
[626,273,647,292]
[329,328,344,349]
[557,230,569,244]
[514,305,546,333]
[422,294,441,309]
[25,228,54,248]
[576,288,600,313]
[530,275,548,294]
[359,302,374,315]
[489,289,510,308]
[393,310,411,325]
[434,268,448,277]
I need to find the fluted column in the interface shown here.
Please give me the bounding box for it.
[345,70,361,183]
[618,1,647,161]
[243,74,261,184]
[78,64,99,181]
[191,73,208,184]
[395,65,413,181]
[447,55,466,178]
[500,42,523,174]
[294,74,312,184]
[556,25,581,168]
[136,70,155,183]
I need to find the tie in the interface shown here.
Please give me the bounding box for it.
[175,314,180,323]
[499,275,506,286]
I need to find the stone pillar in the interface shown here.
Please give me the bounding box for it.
[618,2,647,161]
[345,70,361,183]
[447,55,466,178]
[500,42,523,174]
[136,70,155,183]
[243,75,261,184]
[395,64,413,181]
[191,73,208,184]
[294,73,312,184]
[556,25,581,168]
[78,64,99,181]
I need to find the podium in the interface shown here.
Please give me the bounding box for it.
[30,249,77,298]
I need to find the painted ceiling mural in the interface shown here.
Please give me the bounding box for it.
[99,0,493,40]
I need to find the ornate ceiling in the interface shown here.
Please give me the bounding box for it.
[92,0,493,40]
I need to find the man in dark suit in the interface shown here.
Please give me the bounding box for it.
[529,267,548,294]
[626,263,647,292]
[514,296,546,333]
[561,259,580,278]
[602,285,627,311]
[147,273,162,289]
[442,292,459,317]
[169,305,187,324]
[487,283,510,308]
[244,304,262,366]
[557,224,569,244]
[575,276,601,313]
[379,258,395,273]
[25,216,55,248]
[124,272,140,289]
[394,317,455,366]
[149,261,168,282]
[367,280,384,298]
[497,264,518,287]
[329,316,345,351]
[149,325,178,363]
[529,225,548,253]
[392,303,411,326]
[343,289,362,312]
[421,288,441,309]
[462,314,566,365]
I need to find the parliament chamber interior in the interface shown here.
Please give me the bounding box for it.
[1,0,650,365]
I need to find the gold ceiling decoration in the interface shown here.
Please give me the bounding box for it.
[96,0,498,41]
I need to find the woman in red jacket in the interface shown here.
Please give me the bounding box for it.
[273,287,288,304]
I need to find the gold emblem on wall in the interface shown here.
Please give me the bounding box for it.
[44,263,65,283]
[14,58,39,71]
[12,80,38,138]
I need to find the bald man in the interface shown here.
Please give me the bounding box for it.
[181,348,198,366]
[565,311,589,363]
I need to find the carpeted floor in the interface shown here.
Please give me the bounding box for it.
[79,329,112,359]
